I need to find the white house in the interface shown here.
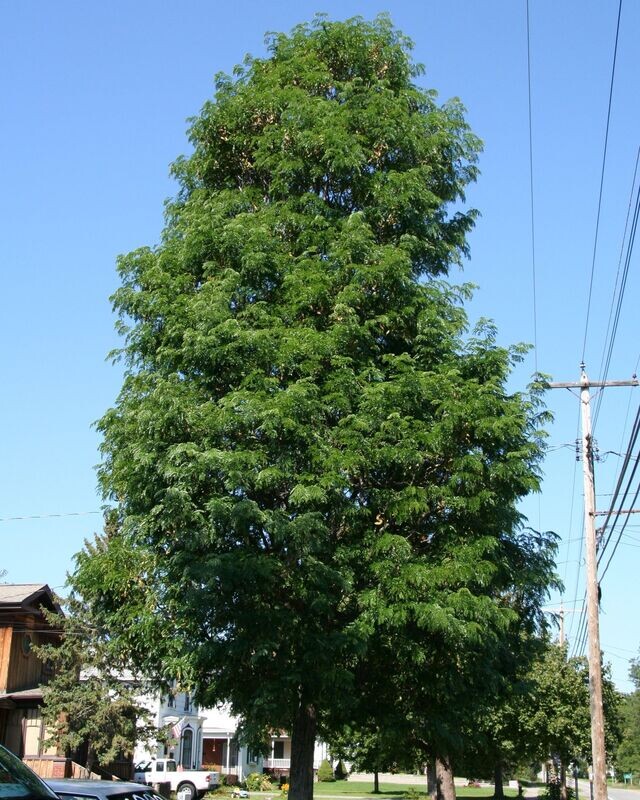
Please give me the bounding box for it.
[134,686,204,772]
[135,689,329,784]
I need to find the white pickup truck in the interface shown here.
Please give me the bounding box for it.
[134,758,219,800]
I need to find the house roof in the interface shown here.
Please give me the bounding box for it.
[0,584,62,615]
[0,688,43,700]
[0,687,44,709]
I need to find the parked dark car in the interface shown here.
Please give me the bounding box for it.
[0,744,59,800]
[45,781,165,800]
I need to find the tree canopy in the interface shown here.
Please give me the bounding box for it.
[74,15,558,800]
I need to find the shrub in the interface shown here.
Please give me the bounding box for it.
[334,761,348,781]
[539,781,574,800]
[245,773,275,791]
[317,760,335,782]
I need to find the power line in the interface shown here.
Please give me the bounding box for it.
[597,404,640,566]
[572,597,588,657]
[593,167,640,429]
[566,408,584,642]
[594,146,640,429]
[600,479,640,581]
[581,0,623,362]
[0,510,102,524]
[526,0,538,373]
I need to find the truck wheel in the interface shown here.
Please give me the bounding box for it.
[177,782,197,800]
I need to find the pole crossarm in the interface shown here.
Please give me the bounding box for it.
[548,379,638,389]
[594,508,640,516]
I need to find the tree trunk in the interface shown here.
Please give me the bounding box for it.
[436,756,456,800]
[494,762,505,800]
[86,742,96,775]
[373,771,380,794]
[288,700,317,800]
[427,762,437,800]
[560,762,567,800]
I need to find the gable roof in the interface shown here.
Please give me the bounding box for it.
[0,584,62,615]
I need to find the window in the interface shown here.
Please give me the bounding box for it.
[181,729,193,769]
[184,693,190,712]
[273,741,284,760]
[246,748,260,764]
[156,762,164,773]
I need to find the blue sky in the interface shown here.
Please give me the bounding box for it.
[1,1,639,690]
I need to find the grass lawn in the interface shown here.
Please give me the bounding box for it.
[313,782,518,798]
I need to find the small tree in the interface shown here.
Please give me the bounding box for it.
[519,642,622,795]
[35,587,157,773]
[317,760,335,782]
[334,761,348,781]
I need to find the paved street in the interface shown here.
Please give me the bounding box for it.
[578,780,640,800]
[605,787,640,800]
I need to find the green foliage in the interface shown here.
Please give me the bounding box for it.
[616,656,640,776]
[34,587,157,771]
[73,12,559,798]
[518,643,621,766]
[317,760,336,782]
[245,773,275,791]
[538,782,574,800]
[334,761,348,781]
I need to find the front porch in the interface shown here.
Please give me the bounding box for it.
[202,736,240,783]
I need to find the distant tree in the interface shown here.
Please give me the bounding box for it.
[616,657,640,777]
[73,14,558,800]
[518,642,621,793]
[35,585,157,774]
[334,760,348,781]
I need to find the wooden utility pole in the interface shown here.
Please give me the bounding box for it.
[579,368,606,800]
[549,365,638,800]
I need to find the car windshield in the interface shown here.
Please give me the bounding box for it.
[0,746,57,800]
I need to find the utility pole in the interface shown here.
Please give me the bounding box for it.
[544,605,579,647]
[549,365,638,800]
[580,368,606,800]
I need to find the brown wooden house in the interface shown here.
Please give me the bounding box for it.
[0,584,62,758]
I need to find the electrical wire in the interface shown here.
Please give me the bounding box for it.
[581,0,623,362]
[597,404,640,565]
[593,168,640,429]
[593,147,640,429]
[0,510,102,524]
[566,409,584,645]
[600,478,640,581]
[526,0,538,374]
[572,597,588,658]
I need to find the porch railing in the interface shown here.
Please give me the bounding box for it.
[265,758,290,769]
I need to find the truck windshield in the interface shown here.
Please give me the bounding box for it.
[0,745,58,800]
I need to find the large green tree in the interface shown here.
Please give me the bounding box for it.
[75,16,556,800]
